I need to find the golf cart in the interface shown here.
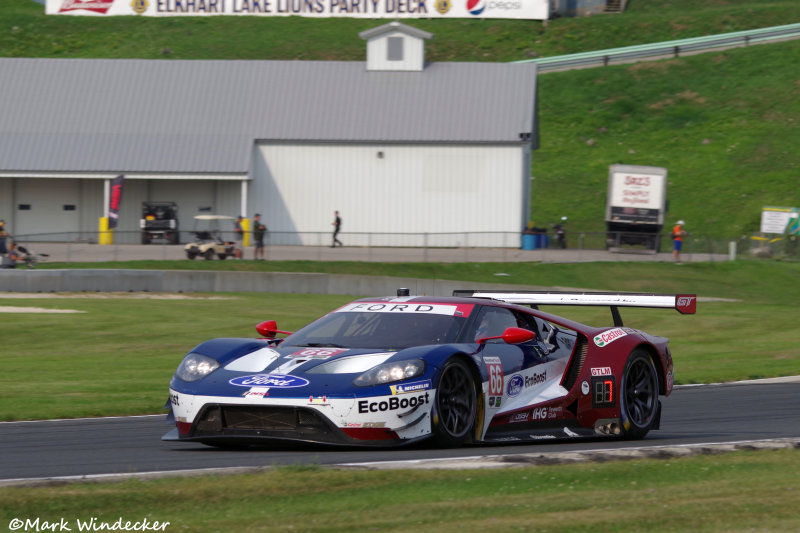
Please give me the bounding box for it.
[140,201,179,244]
[185,215,236,260]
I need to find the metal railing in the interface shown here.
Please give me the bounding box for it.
[516,23,800,72]
[4,230,797,264]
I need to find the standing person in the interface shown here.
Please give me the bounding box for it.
[252,213,267,260]
[331,210,343,247]
[233,215,244,259]
[671,220,687,262]
[554,224,566,249]
[0,220,8,255]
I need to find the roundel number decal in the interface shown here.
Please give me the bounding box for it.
[487,360,504,396]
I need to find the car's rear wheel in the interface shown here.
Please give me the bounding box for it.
[203,249,215,260]
[620,349,659,440]
[186,252,197,260]
[432,358,477,447]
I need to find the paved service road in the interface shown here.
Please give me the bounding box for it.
[22,242,729,264]
[1,381,798,483]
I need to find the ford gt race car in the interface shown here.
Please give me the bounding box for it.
[163,290,696,448]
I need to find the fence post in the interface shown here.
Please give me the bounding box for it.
[728,240,737,261]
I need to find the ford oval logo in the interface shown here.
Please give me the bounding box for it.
[507,375,524,397]
[229,374,309,388]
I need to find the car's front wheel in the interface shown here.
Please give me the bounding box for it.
[620,349,660,440]
[432,358,477,447]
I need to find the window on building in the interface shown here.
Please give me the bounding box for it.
[387,37,404,62]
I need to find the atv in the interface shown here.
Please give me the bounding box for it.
[140,201,180,244]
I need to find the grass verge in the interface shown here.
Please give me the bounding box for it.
[2,449,800,532]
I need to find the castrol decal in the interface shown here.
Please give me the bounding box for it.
[593,328,628,347]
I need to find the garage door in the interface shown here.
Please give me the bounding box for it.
[15,179,80,239]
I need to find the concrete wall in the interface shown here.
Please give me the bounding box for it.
[0,269,540,297]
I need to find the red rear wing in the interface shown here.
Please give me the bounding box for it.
[453,290,697,326]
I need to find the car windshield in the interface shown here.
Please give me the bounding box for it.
[282,311,469,350]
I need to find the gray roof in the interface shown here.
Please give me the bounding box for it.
[359,21,434,41]
[0,57,538,174]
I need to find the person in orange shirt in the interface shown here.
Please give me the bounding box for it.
[671,220,687,262]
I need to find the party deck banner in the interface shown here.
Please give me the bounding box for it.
[47,0,551,19]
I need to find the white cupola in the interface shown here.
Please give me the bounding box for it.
[359,21,433,72]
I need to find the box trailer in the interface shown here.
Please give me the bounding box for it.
[605,164,667,252]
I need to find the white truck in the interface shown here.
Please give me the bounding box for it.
[605,164,668,252]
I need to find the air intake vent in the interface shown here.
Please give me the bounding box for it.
[561,336,588,391]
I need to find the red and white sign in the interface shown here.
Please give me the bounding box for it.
[46,0,550,18]
[337,302,473,317]
[609,171,665,210]
[56,0,115,14]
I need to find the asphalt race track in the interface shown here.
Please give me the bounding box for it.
[2,380,798,484]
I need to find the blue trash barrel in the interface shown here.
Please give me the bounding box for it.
[522,234,535,250]
[537,235,550,249]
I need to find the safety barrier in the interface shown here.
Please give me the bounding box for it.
[516,23,800,72]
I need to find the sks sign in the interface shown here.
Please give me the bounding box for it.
[46,0,550,18]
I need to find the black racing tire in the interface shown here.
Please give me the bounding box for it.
[186,252,197,260]
[432,358,477,448]
[620,349,660,440]
[203,249,215,260]
[217,254,228,260]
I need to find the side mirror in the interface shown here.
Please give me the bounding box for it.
[477,327,535,345]
[255,320,293,339]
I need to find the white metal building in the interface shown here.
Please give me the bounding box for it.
[0,22,538,247]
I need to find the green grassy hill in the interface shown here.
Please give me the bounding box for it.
[3,0,800,237]
[533,39,800,238]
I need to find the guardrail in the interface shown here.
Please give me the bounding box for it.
[516,23,800,72]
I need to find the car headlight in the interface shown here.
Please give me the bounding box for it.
[175,353,220,382]
[353,359,425,387]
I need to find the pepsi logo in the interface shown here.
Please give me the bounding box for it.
[466,0,485,15]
